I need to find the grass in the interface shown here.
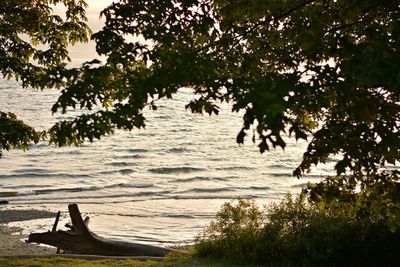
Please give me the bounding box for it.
[0,250,194,267]
[0,255,255,267]
[0,257,160,267]
[0,254,190,267]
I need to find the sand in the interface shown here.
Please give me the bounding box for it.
[0,208,58,256]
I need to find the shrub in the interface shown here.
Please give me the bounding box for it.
[195,198,264,263]
[195,194,400,266]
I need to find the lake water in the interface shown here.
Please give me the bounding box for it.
[0,76,333,245]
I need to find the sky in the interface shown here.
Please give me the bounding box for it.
[63,0,113,62]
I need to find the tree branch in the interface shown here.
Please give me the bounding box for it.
[195,0,318,53]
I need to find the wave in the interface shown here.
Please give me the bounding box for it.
[247,185,271,191]
[12,168,48,174]
[0,183,156,198]
[98,170,119,175]
[98,168,136,175]
[4,190,172,203]
[108,162,138,167]
[179,186,270,194]
[60,150,84,155]
[118,169,136,174]
[215,166,255,171]
[167,147,189,153]
[6,190,270,205]
[111,147,148,154]
[172,176,227,183]
[172,194,257,200]
[114,154,143,159]
[95,212,198,219]
[154,115,173,120]
[127,148,148,153]
[267,172,291,178]
[170,128,192,133]
[148,167,204,174]
[178,187,233,194]
[0,191,18,197]
[268,163,288,169]
[106,183,154,189]
[0,173,93,179]
[9,194,257,205]
[2,184,49,189]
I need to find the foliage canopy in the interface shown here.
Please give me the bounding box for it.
[0,0,90,156]
[1,0,399,227]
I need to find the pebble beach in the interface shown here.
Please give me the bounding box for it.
[0,207,57,256]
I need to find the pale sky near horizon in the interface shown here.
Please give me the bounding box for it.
[64,0,113,62]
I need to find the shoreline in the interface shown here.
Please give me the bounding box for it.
[0,208,57,256]
[0,207,190,259]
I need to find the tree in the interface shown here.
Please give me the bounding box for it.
[2,1,400,228]
[0,0,91,157]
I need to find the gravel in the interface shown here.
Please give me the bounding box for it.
[0,209,58,256]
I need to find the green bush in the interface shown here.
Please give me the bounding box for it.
[195,199,264,262]
[195,194,400,267]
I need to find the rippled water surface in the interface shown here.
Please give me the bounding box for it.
[0,77,333,244]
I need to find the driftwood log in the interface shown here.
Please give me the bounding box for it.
[26,204,177,256]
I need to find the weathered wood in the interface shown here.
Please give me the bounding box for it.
[26,204,178,257]
[51,211,61,254]
[83,216,90,226]
[52,211,61,232]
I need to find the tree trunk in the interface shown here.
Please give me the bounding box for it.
[26,204,177,256]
